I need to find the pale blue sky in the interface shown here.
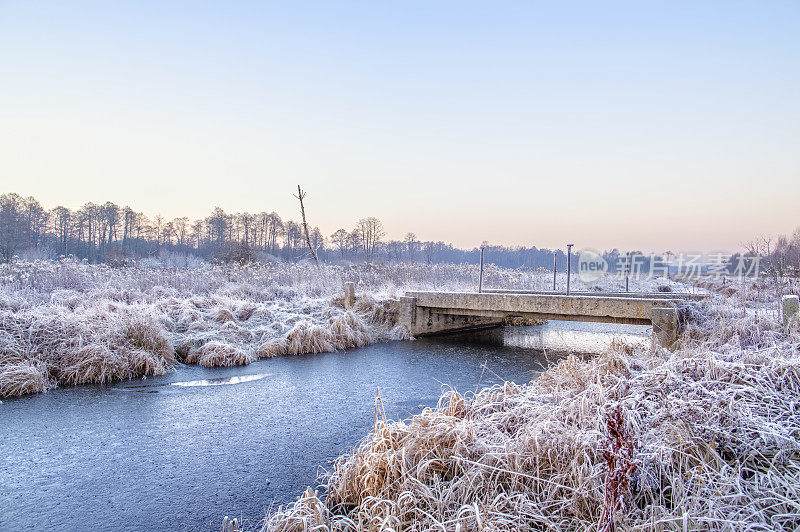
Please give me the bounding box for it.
[1,1,798,251]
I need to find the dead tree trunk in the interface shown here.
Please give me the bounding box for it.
[294,185,319,265]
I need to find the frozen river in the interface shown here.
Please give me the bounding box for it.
[0,321,649,531]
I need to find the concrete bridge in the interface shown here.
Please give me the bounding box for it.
[398,290,706,348]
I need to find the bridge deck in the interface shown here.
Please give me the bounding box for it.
[479,288,706,300]
[405,291,689,323]
[399,290,707,348]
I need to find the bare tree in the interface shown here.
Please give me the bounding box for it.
[173,217,189,247]
[386,240,404,262]
[294,186,319,265]
[162,221,175,246]
[422,241,436,265]
[207,207,228,245]
[348,229,361,255]
[190,219,203,250]
[0,193,23,261]
[404,232,418,262]
[2,191,657,267]
[24,196,48,249]
[331,229,349,257]
[236,213,253,246]
[356,217,385,262]
[122,207,136,243]
[790,227,800,270]
[310,226,325,256]
[154,215,164,247]
[285,221,302,254]
[266,212,283,254]
[100,202,119,246]
[51,206,71,255]
[77,203,101,262]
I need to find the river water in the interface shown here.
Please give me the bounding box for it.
[0,321,649,531]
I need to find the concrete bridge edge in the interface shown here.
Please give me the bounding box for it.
[397,291,683,349]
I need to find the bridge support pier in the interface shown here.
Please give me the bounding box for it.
[651,307,678,349]
[399,296,503,337]
[399,296,416,330]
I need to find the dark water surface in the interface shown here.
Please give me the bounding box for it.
[1,322,649,531]
[1,335,555,532]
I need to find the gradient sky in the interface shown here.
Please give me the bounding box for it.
[1,1,798,252]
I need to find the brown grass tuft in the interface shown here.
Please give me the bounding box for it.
[212,308,238,324]
[286,322,336,355]
[257,337,289,358]
[198,341,253,367]
[0,360,48,397]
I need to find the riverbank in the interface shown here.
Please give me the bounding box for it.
[263,282,800,530]
[1,260,682,398]
[0,261,405,397]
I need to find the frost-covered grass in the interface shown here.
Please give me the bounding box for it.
[0,259,693,398]
[0,260,403,397]
[261,281,800,531]
[0,301,175,398]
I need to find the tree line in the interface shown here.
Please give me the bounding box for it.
[3,192,796,275]
[0,192,329,264]
[0,192,581,268]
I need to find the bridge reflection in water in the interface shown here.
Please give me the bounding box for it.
[445,320,652,354]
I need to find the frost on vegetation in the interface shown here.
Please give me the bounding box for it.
[2,259,593,397]
[263,282,800,531]
[0,300,175,397]
[0,258,710,398]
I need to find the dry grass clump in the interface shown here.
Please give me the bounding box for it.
[198,341,253,367]
[53,310,176,386]
[58,344,130,385]
[0,266,410,396]
[692,275,798,308]
[159,282,407,371]
[263,294,800,531]
[213,308,238,324]
[328,312,375,349]
[352,295,397,325]
[248,297,395,358]
[257,337,289,358]
[124,318,175,368]
[0,301,176,396]
[387,324,412,341]
[286,321,336,355]
[236,302,257,321]
[679,296,794,353]
[0,360,48,397]
[176,339,204,364]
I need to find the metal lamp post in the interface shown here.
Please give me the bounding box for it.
[566,244,574,295]
[478,246,485,293]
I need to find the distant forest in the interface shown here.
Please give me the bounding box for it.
[1,192,795,275]
[0,192,586,268]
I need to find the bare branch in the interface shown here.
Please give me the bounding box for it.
[295,185,319,266]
